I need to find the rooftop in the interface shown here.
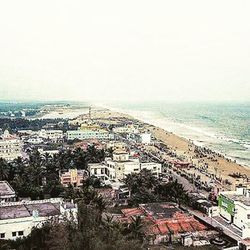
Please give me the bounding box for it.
[0,181,16,197]
[0,202,60,220]
[140,202,181,221]
[222,193,250,207]
[121,203,208,236]
[0,199,76,220]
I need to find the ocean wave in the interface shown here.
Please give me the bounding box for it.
[100,104,250,168]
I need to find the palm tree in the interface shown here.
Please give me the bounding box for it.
[129,216,144,241]
[0,158,9,180]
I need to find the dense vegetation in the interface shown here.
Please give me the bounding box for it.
[0,146,105,199]
[0,118,70,132]
[125,169,189,206]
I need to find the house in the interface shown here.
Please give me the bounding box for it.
[0,198,77,240]
[60,168,88,187]
[0,181,16,203]
[120,202,208,245]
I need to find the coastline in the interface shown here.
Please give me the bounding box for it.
[92,105,250,190]
[102,104,250,167]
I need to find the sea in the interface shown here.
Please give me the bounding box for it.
[103,101,250,168]
[1,100,249,168]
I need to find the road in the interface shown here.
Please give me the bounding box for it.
[189,209,242,243]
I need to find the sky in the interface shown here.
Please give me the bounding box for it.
[0,0,249,102]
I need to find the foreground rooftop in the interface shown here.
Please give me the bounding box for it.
[0,181,16,197]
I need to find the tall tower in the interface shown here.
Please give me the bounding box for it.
[88,106,92,124]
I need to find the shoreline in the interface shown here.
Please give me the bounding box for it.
[91,106,250,190]
[100,104,250,169]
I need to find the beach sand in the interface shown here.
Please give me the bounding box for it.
[79,108,250,190]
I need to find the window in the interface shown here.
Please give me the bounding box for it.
[18,231,24,236]
[12,232,16,237]
[0,233,5,239]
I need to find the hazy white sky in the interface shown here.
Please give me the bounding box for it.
[0,0,249,102]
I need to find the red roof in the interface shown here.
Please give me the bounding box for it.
[121,208,144,217]
[179,221,195,232]
[189,220,207,231]
[166,221,183,234]
[157,222,169,234]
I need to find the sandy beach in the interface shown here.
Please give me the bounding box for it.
[89,108,250,191]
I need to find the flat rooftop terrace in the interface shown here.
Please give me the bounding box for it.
[0,201,61,220]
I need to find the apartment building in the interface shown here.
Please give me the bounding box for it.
[0,130,22,161]
[0,198,77,240]
[67,123,113,141]
[218,186,250,239]
[88,150,162,182]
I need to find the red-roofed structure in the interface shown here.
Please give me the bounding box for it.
[118,202,208,245]
[121,207,144,217]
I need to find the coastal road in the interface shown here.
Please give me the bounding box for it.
[188,209,242,243]
[169,170,209,197]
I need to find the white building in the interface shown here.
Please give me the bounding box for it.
[67,123,113,141]
[135,133,151,144]
[89,150,161,182]
[26,136,44,144]
[218,186,250,239]
[113,125,139,134]
[39,129,64,142]
[67,130,112,141]
[0,130,22,161]
[0,198,77,240]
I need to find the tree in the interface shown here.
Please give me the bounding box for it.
[0,158,9,180]
[128,216,144,241]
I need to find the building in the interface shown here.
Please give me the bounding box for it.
[135,133,152,144]
[39,129,64,142]
[26,136,44,144]
[120,202,208,245]
[0,130,22,161]
[113,124,139,134]
[105,141,127,151]
[0,181,16,203]
[88,150,162,181]
[218,186,250,239]
[0,198,77,240]
[59,168,87,187]
[67,124,113,141]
